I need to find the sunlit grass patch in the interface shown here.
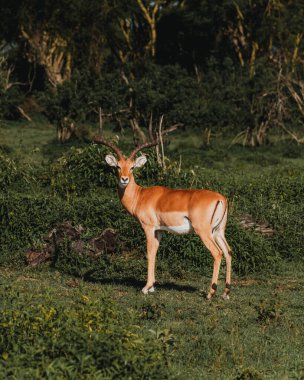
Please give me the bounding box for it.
[0,269,173,379]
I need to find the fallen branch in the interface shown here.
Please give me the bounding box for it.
[16,106,32,122]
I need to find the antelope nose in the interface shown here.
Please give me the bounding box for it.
[121,176,129,183]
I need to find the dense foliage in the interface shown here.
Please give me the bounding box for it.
[0,57,24,119]
[0,1,303,143]
[0,286,172,378]
[1,2,303,376]
[2,142,304,279]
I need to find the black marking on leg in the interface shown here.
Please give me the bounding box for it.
[211,283,217,291]
[225,283,231,294]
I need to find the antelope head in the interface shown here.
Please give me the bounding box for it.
[94,136,159,189]
[105,154,147,189]
[94,123,180,189]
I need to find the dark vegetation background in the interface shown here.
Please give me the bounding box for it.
[0,0,303,145]
[0,1,304,379]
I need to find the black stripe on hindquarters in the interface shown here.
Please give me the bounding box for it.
[210,201,220,230]
[211,200,227,233]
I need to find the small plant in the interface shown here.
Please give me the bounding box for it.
[149,328,176,363]
[0,153,18,190]
[235,367,264,380]
[141,302,166,321]
[255,296,284,325]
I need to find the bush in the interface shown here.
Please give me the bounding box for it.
[0,57,24,120]
[0,190,282,277]
[226,169,304,261]
[48,144,177,196]
[0,291,172,378]
[226,219,281,275]
[1,144,302,277]
[49,144,117,195]
[38,58,301,140]
[0,153,18,190]
[39,64,206,131]
[0,153,37,193]
[0,153,32,192]
[38,69,129,125]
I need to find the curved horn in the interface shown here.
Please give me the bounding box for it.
[129,140,159,160]
[94,135,124,159]
[128,124,181,160]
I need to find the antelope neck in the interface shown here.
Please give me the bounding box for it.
[118,176,141,216]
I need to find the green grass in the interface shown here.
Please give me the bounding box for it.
[0,118,56,165]
[1,263,304,379]
[1,119,304,378]
[2,119,304,171]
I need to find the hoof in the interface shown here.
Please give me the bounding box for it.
[222,293,230,300]
[206,293,213,300]
[142,286,155,294]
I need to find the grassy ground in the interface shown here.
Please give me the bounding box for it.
[1,263,304,379]
[1,119,304,170]
[1,120,304,378]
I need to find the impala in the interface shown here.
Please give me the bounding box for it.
[94,135,232,300]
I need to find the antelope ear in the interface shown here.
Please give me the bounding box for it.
[134,155,147,168]
[105,154,118,167]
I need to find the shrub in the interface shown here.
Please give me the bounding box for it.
[227,169,304,261]
[0,153,36,193]
[49,144,117,195]
[0,292,172,378]
[255,296,284,325]
[39,64,206,131]
[1,145,302,277]
[0,153,18,190]
[226,218,281,275]
[48,144,176,195]
[0,57,24,120]
[38,69,128,125]
[0,191,282,277]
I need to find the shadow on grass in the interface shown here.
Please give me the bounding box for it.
[83,271,198,293]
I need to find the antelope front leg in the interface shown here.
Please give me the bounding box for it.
[142,228,161,294]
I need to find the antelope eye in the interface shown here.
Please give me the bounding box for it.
[130,166,135,171]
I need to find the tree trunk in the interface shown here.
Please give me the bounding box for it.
[21,28,71,87]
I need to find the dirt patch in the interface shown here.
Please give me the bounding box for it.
[237,213,274,235]
[26,221,119,267]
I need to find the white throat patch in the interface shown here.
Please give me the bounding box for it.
[119,182,128,189]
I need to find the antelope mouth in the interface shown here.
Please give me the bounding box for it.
[119,181,129,189]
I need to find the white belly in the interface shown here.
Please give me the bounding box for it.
[158,218,193,235]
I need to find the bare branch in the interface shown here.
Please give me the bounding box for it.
[158,115,166,169]
[128,121,181,160]
[99,108,103,135]
[16,106,32,122]
[130,118,147,145]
